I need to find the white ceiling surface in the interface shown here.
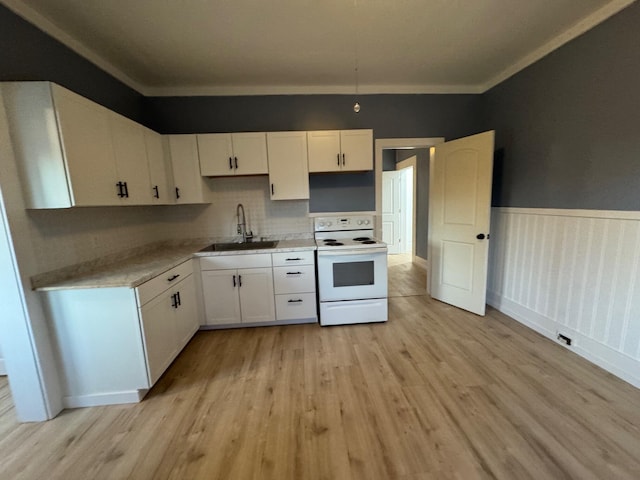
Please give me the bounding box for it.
[2,0,635,96]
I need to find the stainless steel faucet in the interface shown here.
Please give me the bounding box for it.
[236,203,253,242]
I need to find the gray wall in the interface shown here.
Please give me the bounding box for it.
[396,149,430,259]
[382,150,397,171]
[0,5,144,122]
[483,1,640,210]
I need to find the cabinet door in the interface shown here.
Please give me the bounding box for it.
[110,113,152,205]
[340,130,373,172]
[53,84,119,206]
[197,133,234,176]
[232,133,268,175]
[140,292,177,386]
[202,270,242,325]
[145,128,174,205]
[307,130,341,173]
[173,274,199,349]
[168,134,206,204]
[267,132,309,200]
[238,268,276,324]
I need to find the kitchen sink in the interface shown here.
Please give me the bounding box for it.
[199,240,279,252]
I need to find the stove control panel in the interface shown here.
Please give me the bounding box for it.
[314,215,374,231]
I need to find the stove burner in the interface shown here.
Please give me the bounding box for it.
[353,237,371,241]
[361,240,377,244]
[325,242,344,246]
[323,239,337,243]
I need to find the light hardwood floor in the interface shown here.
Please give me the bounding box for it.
[1,259,640,479]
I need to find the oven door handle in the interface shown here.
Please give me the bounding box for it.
[317,247,387,256]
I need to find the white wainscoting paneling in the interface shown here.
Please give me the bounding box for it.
[488,207,640,388]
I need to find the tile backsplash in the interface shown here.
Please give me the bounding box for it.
[160,176,312,241]
[26,176,312,274]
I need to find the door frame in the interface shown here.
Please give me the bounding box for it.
[374,138,445,268]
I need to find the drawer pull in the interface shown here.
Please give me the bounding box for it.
[286,272,302,275]
[286,258,302,261]
[288,299,303,303]
[167,274,180,282]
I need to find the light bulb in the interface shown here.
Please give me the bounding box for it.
[353,102,361,113]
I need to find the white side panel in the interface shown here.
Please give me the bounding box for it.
[488,207,640,389]
[0,82,72,209]
[44,288,149,397]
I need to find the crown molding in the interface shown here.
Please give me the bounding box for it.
[142,83,484,97]
[1,0,147,94]
[480,0,636,93]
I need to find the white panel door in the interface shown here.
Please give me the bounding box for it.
[53,85,118,206]
[201,270,242,325]
[238,268,276,324]
[429,131,494,316]
[382,171,401,254]
[267,131,309,200]
[168,134,205,204]
[173,275,199,349]
[144,129,173,204]
[399,166,414,254]
[140,291,176,386]
[110,113,152,205]
[307,130,341,172]
[197,133,234,176]
[232,133,268,175]
[340,129,373,171]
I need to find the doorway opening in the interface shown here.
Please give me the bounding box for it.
[374,138,444,297]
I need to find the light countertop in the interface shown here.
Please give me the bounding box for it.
[33,239,317,291]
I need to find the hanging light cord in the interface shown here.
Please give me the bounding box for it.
[353,0,361,112]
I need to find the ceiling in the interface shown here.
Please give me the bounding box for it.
[2,0,635,96]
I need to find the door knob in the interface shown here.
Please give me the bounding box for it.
[476,233,486,240]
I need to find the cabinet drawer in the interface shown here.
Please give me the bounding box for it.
[136,260,193,307]
[200,253,272,270]
[273,265,316,294]
[272,250,315,267]
[275,293,317,321]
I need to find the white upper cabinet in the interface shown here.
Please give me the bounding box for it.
[144,128,174,205]
[307,129,373,173]
[109,112,153,205]
[267,131,309,200]
[198,132,268,176]
[1,82,163,208]
[167,134,208,204]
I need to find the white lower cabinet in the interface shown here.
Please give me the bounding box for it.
[139,273,198,386]
[201,254,276,326]
[272,251,317,322]
[200,250,317,327]
[43,260,198,407]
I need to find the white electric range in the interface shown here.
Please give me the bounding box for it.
[314,214,388,326]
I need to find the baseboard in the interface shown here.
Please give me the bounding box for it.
[412,255,428,270]
[63,389,148,408]
[488,291,640,389]
[0,359,6,376]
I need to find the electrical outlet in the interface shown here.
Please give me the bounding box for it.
[557,333,572,346]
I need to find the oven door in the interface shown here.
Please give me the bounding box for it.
[317,247,388,302]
